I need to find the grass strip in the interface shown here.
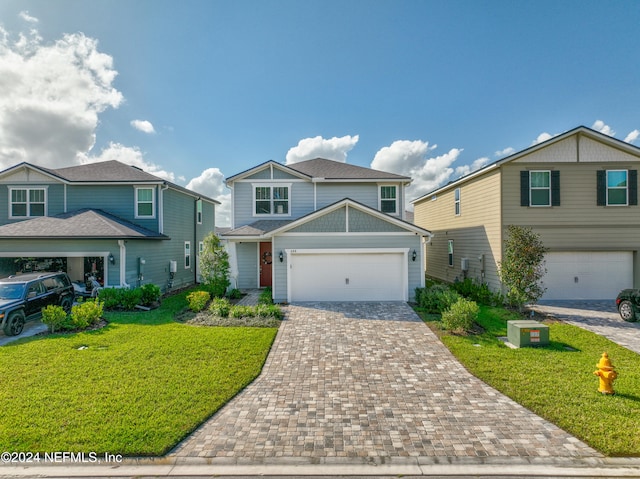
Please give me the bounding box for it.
[416,305,640,457]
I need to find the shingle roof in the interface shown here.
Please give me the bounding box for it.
[0,209,169,239]
[223,219,294,237]
[287,158,410,181]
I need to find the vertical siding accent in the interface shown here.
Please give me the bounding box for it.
[596,170,606,206]
[520,171,529,206]
[630,170,638,206]
[551,170,560,206]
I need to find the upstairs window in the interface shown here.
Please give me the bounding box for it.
[520,170,560,207]
[454,188,461,215]
[254,185,290,216]
[10,188,46,218]
[597,170,638,206]
[135,187,155,218]
[380,185,398,214]
[196,199,203,224]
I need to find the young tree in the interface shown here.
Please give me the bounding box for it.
[199,232,230,298]
[498,225,547,310]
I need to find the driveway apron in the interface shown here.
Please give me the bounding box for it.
[171,302,598,460]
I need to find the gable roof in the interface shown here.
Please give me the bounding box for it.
[226,158,411,184]
[0,209,169,240]
[0,160,220,204]
[411,125,640,205]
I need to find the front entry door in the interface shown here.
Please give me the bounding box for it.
[259,242,273,287]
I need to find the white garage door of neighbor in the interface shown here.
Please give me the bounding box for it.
[542,251,633,300]
[289,251,406,302]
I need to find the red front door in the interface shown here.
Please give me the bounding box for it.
[259,242,273,287]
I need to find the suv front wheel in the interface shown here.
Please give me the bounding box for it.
[60,296,73,314]
[3,311,25,336]
[619,300,637,322]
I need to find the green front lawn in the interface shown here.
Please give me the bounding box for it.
[416,305,640,457]
[0,290,278,456]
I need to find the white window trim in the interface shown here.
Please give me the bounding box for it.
[8,186,48,219]
[454,188,461,216]
[379,184,398,215]
[606,169,628,206]
[252,183,292,217]
[529,170,551,207]
[135,186,156,219]
[184,241,191,269]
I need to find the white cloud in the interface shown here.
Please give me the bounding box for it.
[130,119,155,134]
[0,24,123,169]
[624,129,639,144]
[592,120,615,137]
[19,11,38,23]
[186,168,231,227]
[371,140,466,204]
[495,147,515,157]
[455,157,490,177]
[285,135,359,164]
[531,132,554,145]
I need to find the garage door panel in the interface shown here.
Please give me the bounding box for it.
[289,252,405,302]
[542,252,632,300]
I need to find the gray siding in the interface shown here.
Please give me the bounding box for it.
[233,181,314,227]
[349,209,406,232]
[0,182,65,223]
[272,234,423,303]
[236,242,258,289]
[288,208,346,232]
[315,183,378,210]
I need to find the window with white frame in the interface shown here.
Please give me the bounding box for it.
[135,187,155,218]
[448,240,454,267]
[454,188,461,215]
[9,187,46,218]
[530,171,551,206]
[607,170,628,206]
[184,241,191,268]
[196,199,203,224]
[254,185,290,215]
[379,185,398,214]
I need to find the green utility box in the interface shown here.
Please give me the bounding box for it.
[507,320,549,348]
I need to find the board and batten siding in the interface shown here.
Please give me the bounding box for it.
[414,169,502,291]
[272,234,423,303]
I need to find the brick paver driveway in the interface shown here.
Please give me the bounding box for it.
[171,302,597,460]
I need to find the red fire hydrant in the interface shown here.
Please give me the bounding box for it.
[593,352,617,395]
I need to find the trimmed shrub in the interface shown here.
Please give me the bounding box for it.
[441,298,479,334]
[120,288,143,310]
[140,283,161,306]
[98,288,121,310]
[258,287,274,305]
[452,278,504,306]
[42,305,68,334]
[209,297,231,317]
[227,288,242,300]
[230,305,255,318]
[417,284,461,313]
[187,291,210,312]
[70,300,104,329]
[255,303,283,320]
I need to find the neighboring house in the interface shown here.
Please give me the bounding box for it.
[223,158,432,302]
[0,160,218,292]
[412,125,640,301]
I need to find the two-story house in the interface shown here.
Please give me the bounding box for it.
[223,158,432,302]
[0,160,218,292]
[412,125,640,301]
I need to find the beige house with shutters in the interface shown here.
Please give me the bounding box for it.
[412,125,640,300]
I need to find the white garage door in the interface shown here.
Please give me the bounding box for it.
[542,251,632,300]
[288,250,407,302]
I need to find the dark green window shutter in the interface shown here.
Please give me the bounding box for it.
[520,171,529,206]
[630,170,638,206]
[551,170,560,206]
[596,170,606,206]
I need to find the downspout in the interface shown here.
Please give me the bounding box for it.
[158,184,169,234]
[118,240,128,287]
[194,197,200,285]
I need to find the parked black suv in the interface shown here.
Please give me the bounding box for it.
[616,289,640,322]
[0,272,75,336]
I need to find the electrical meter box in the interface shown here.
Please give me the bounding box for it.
[507,320,549,348]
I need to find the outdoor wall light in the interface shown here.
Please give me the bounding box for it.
[411,250,417,262]
[279,251,284,263]
[108,253,115,265]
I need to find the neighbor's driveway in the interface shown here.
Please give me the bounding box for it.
[535,300,640,354]
[171,302,596,460]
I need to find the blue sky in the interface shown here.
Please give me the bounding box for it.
[0,0,639,225]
